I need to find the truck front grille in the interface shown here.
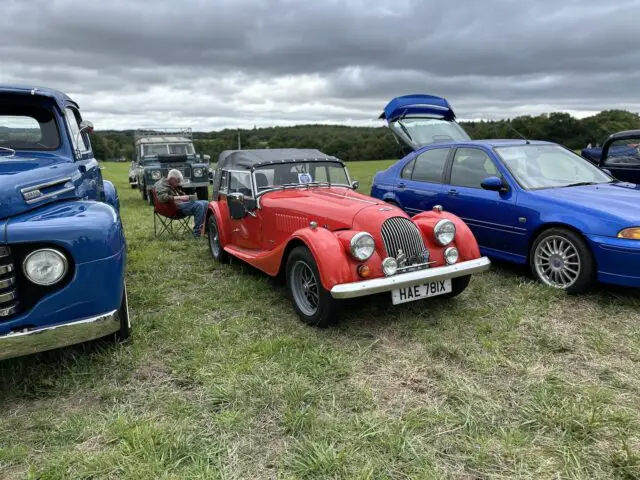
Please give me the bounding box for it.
[0,247,18,319]
[380,217,428,263]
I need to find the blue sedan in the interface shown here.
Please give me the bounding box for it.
[371,94,640,292]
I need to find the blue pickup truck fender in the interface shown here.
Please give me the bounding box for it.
[103,180,120,214]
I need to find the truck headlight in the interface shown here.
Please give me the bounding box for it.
[23,248,68,286]
[193,167,204,177]
[150,170,162,180]
[350,232,375,261]
[434,219,456,246]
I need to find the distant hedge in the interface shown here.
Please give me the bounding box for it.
[92,109,640,162]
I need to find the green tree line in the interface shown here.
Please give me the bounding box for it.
[92,109,640,162]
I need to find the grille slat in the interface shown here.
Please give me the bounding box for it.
[0,247,18,320]
[380,217,427,263]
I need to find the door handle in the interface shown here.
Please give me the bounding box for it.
[447,189,459,196]
[398,182,406,189]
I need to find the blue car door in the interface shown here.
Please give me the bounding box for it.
[440,147,526,259]
[395,147,451,215]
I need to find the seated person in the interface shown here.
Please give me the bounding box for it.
[154,169,208,238]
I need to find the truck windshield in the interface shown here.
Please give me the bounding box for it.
[0,105,60,151]
[143,143,195,156]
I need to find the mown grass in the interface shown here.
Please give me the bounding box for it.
[1,160,639,479]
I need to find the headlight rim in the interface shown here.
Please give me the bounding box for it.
[350,232,375,261]
[434,219,456,246]
[22,248,69,286]
[382,257,398,276]
[193,167,204,177]
[150,170,162,180]
[444,246,459,265]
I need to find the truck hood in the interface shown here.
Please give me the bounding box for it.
[0,155,80,220]
[260,187,385,230]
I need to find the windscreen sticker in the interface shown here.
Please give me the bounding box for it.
[298,172,313,184]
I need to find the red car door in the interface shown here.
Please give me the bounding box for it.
[226,171,263,250]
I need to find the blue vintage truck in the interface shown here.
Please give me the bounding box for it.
[0,85,129,361]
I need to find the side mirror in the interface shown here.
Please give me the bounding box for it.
[351,180,359,190]
[79,121,94,134]
[481,176,508,192]
[228,192,246,219]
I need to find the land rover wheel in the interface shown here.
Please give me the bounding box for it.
[207,215,228,262]
[115,282,131,342]
[196,186,209,201]
[142,182,148,201]
[530,228,595,294]
[286,246,339,327]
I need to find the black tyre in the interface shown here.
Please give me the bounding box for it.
[196,186,209,201]
[114,283,131,342]
[529,227,595,294]
[441,275,471,299]
[142,182,148,201]
[207,215,228,262]
[286,246,340,327]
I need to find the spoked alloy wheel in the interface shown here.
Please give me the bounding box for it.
[530,228,595,293]
[290,260,320,317]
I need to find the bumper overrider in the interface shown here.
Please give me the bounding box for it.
[330,257,491,299]
[0,310,120,361]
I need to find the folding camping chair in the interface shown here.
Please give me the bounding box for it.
[151,188,193,238]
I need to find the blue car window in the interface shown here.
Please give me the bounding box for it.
[401,159,415,179]
[450,148,498,188]
[411,148,449,183]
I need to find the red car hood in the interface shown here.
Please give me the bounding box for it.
[260,187,387,230]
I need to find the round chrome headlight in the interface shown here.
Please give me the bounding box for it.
[193,167,204,177]
[434,219,456,246]
[382,257,398,276]
[151,170,162,180]
[444,247,459,265]
[350,232,375,261]
[23,248,68,286]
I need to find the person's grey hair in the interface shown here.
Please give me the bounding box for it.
[167,169,183,182]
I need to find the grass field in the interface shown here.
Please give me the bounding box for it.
[1,160,639,479]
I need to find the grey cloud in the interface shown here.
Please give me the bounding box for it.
[2,0,640,130]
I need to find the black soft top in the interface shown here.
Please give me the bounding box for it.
[216,148,341,171]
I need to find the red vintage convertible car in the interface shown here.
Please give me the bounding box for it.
[206,149,491,326]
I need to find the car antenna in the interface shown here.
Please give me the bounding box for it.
[505,121,530,144]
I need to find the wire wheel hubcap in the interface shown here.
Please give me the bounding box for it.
[208,221,220,257]
[290,261,319,317]
[534,235,581,289]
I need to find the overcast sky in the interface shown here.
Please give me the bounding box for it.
[2,0,640,130]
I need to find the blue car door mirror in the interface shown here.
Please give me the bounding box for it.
[481,176,508,192]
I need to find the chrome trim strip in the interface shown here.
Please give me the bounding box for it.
[0,264,14,275]
[0,277,15,289]
[0,290,17,304]
[330,257,491,299]
[0,304,18,318]
[20,177,72,194]
[0,309,120,361]
[23,186,75,205]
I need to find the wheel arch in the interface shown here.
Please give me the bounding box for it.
[527,222,596,266]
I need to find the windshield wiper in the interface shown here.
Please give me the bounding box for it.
[564,181,599,187]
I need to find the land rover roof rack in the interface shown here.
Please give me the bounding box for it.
[134,128,193,142]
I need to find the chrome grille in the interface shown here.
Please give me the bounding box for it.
[0,247,18,319]
[380,217,427,261]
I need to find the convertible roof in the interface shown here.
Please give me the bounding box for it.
[217,148,340,171]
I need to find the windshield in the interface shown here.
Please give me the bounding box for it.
[495,144,613,190]
[390,117,470,147]
[0,104,60,151]
[143,143,195,156]
[254,161,350,192]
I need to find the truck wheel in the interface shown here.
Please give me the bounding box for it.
[114,283,131,342]
[441,275,471,299]
[207,215,228,262]
[286,246,340,327]
[196,187,209,201]
[142,182,148,201]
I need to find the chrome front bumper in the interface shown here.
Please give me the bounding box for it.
[330,257,491,299]
[0,310,120,361]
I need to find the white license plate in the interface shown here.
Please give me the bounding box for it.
[391,279,452,305]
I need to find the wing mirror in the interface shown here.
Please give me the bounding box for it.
[79,120,94,134]
[351,180,359,190]
[481,176,509,192]
[228,192,256,219]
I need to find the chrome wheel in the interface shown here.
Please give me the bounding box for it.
[290,260,319,317]
[208,218,220,258]
[534,235,581,289]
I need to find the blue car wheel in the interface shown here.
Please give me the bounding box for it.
[530,228,595,294]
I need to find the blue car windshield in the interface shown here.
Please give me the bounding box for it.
[0,105,60,151]
[390,117,470,146]
[495,144,613,190]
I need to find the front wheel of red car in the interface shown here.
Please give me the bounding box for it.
[286,246,339,328]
